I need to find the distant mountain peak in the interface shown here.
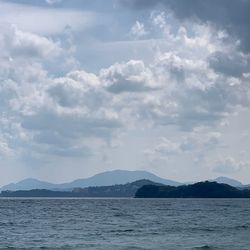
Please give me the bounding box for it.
[212,176,243,187]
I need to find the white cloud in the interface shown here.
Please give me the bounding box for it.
[3,25,62,59]
[126,0,250,52]
[128,13,250,130]
[100,60,157,93]
[16,69,121,159]
[129,21,147,39]
[0,26,120,161]
[1,3,250,184]
[48,70,101,108]
[151,12,166,28]
[1,10,249,167]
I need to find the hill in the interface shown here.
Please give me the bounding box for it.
[72,179,163,197]
[185,177,244,187]
[135,181,250,198]
[0,179,161,197]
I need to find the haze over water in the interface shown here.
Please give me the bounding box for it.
[1,198,250,250]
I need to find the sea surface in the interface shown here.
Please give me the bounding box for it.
[0,198,249,250]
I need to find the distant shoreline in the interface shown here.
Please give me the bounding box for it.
[135,181,250,198]
[1,197,250,199]
[1,180,250,198]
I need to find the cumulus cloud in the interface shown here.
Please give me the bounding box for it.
[100,60,157,93]
[0,26,121,162]
[1,11,249,166]
[124,0,250,52]
[133,45,234,129]
[3,25,62,59]
[48,70,101,108]
[1,1,250,184]
[17,69,122,158]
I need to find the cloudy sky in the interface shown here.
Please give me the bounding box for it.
[0,0,250,185]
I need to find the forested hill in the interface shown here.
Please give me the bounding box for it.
[2,180,250,198]
[135,181,250,198]
[0,179,161,197]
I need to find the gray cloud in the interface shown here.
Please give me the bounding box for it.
[144,131,221,163]
[123,0,250,52]
[1,2,250,183]
[213,157,250,174]
[21,110,121,140]
[47,70,102,108]
[100,60,157,93]
[209,51,250,78]
[3,25,62,59]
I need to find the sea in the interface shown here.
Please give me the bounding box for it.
[0,198,249,250]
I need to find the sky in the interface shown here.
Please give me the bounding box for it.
[0,0,250,185]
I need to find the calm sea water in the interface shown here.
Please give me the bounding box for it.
[0,198,249,250]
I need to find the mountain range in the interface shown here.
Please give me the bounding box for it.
[0,170,180,191]
[0,170,248,191]
[2,179,250,198]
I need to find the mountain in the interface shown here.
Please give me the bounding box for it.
[61,170,181,189]
[0,170,181,191]
[0,179,162,197]
[185,177,244,187]
[3,179,250,198]
[211,177,243,187]
[0,178,59,191]
[2,171,245,191]
[72,179,163,197]
[135,181,250,198]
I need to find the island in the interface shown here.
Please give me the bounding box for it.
[135,181,250,198]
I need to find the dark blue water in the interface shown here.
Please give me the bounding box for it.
[0,198,249,250]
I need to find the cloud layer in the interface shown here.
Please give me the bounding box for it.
[0,0,250,184]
